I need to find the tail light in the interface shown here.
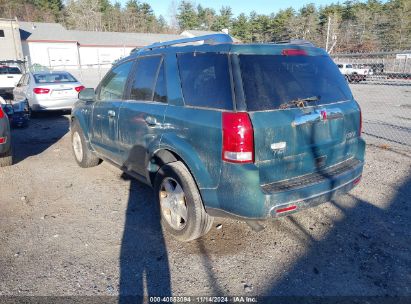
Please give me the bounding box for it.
[282,49,307,56]
[33,88,50,94]
[0,137,6,144]
[222,112,254,163]
[0,106,4,119]
[75,85,85,92]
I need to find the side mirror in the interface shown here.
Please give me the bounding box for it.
[78,88,95,102]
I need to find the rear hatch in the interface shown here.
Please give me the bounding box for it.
[237,51,361,186]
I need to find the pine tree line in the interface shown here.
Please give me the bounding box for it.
[0,0,409,52]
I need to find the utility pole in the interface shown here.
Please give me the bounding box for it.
[326,15,331,52]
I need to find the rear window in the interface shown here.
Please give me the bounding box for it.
[239,55,352,111]
[33,73,77,84]
[0,67,21,74]
[177,53,233,110]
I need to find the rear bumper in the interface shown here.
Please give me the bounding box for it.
[203,157,364,220]
[30,97,77,111]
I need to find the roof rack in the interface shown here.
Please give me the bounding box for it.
[138,33,233,52]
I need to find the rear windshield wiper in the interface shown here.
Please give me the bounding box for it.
[279,96,320,109]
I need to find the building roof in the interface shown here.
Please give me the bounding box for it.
[18,22,241,47]
[19,22,75,42]
[69,30,181,47]
[19,21,181,47]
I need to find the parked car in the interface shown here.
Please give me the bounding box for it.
[0,65,23,97]
[337,63,369,82]
[0,102,12,167]
[71,34,365,242]
[13,71,85,113]
[0,95,30,128]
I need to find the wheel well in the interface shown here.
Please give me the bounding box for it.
[149,149,195,186]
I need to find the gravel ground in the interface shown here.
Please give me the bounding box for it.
[0,111,410,298]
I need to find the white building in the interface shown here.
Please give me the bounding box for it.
[18,22,182,69]
[0,18,23,62]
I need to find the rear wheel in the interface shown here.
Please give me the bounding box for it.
[154,161,213,242]
[71,120,100,168]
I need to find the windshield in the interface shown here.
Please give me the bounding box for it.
[0,67,21,74]
[239,55,352,111]
[34,73,77,84]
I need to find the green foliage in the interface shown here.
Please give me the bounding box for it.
[0,0,409,51]
[177,1,199,30]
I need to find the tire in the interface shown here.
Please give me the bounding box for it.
[71,120,100,168]
[154,161,214,242]
[0,148,13,167]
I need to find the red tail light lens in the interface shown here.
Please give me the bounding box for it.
[222,112,254,163]
[0,137,6,144]
[282,49,307,56]
[0,106,4,119]
[75,85,85,92]
[33,88,50,94]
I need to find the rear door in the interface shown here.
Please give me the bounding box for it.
[91,60,134,163]
[118,55,167,177]
[238,53,361,185]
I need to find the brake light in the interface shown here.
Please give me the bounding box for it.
[0,137,6,144]
[222,112,254,163]
[0,106,4,119]
[282,49,307,56]
[33,88,50,94]
[75,85,85,92]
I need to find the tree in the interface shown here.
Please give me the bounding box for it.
[232,13,251,42]
[177,1,199,30]
[211,6,233,31]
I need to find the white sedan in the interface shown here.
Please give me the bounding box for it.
[13,71,85,112]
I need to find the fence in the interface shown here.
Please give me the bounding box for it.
[331,50,411,150]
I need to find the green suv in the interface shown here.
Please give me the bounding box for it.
[71,34,365,241]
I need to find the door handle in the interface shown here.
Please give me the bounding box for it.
[108,110,116,117]
[145,116,157,126]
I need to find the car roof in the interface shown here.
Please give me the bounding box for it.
[117,41,327,67]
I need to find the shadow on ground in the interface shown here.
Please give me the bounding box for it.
[260,173,411,296]
[11,110,70,164]
[119,173,171,302]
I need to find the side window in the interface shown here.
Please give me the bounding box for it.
[176,52,233,110]
[153,61,167,103]
[130,56,161,101]
[99,61,133,101]
[337,64,343,68]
